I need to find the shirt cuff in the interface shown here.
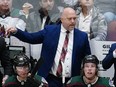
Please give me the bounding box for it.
[113,50,116,58]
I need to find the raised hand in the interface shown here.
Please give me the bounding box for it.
[5,26,17,36]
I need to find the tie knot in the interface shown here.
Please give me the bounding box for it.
[66,31,70,34]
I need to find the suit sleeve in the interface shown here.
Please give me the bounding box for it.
[102,44,115,69]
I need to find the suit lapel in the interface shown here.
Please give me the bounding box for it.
[72,29,81,64]
[51,24,61,56]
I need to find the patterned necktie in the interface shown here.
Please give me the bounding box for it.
[56,31,70,77]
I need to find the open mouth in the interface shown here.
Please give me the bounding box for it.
[87,72,92,75]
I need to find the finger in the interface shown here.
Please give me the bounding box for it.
[5,28,11,36]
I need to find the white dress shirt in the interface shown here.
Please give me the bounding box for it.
[113,49,116,58]
[50,24,74,77]
[78,9,92,38]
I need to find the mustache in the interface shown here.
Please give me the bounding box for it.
[70,23,75,26]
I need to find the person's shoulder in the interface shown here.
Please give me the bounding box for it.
[4,75,17,85]
[46,23,60,27]
[45,24,61,29]
[74,28,84,32]
[98,77,112,86]
[74,28,88,36]
[112,43,116,46]
[7,16,25,24]
[67,76,82,84]
[34,75,42,81]
[29,10,40,17]
[92,6,105,18]
[66,76,83,87]
[34,75,48,86]
[93,6,102,14]
[11,8,20,17]
[71,76,82,82]
[110,43,116,50]
[99,77,109,81]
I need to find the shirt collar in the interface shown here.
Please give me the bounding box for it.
[61,24,73,34]
[0,11,10,18]
[17,76,27,82]
[80,8,93,17]
[83,76,99,85]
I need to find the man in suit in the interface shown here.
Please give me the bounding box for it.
[102,43,116,86]
[6,7,91,87]
[0,37,13,86]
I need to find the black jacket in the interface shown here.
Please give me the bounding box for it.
[0,37,13,81]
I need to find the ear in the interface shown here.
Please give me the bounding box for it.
[28,63,31,72]
[13,66,17,74]
[95,68,98,75]
[81,68,85,76]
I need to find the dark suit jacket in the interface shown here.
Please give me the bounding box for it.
[0,37,13,75]
[0,37,13,85]
[102,43,116,83]
[14,24,91,78]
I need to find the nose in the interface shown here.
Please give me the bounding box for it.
[87,66,92,70]
[71,18,76,23]
[3,0,8,3]
[71,20,74,23]
[47,1,51,5]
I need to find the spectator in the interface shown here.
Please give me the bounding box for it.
[6,7,91,87]
[63,0,78,6]
[27,0,61,32]
[76,0,107,41]
[19,2,34,19]
[12,0,37,11]
[0,0,21,18]
[0,0,30,57]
